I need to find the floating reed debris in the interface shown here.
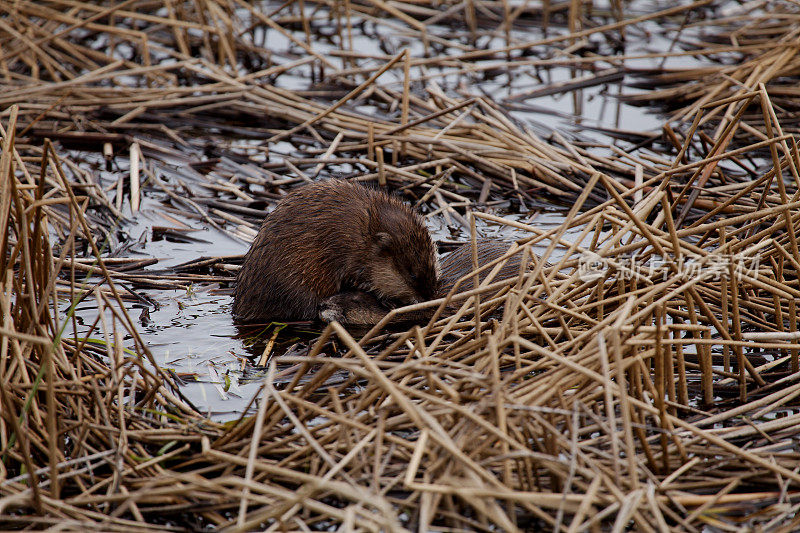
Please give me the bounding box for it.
[3,0,800,530]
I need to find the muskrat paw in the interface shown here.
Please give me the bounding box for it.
[318,297,345,323]
[318,291,391,325]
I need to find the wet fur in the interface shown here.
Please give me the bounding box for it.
[232,180,439,323]
[318,240,528,325]
[438,240,524,293]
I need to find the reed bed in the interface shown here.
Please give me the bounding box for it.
[2,0,800,530]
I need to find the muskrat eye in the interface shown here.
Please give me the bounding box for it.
[409,273,419,282]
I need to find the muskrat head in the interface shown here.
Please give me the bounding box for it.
[363,203,440,306]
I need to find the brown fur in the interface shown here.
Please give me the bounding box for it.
[439,240,524,293]
[317,240,530,325]
[232,180,439,323]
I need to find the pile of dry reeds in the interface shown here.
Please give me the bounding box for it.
[3,0,800,530]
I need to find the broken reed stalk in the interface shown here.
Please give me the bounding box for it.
[3,0,800,530]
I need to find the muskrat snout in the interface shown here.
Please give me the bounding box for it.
[364,224,439,307]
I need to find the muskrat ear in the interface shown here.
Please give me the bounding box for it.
[374,232,392,252]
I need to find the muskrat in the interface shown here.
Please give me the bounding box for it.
[318,239,531,325]
[232,180,440,324]
[438,239,525,293]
